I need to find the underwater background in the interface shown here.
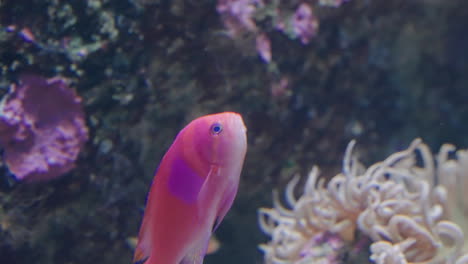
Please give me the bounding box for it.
[1,0,468,263]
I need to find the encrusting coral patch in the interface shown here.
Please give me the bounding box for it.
[259,139,468,264]
[0,75,88,182]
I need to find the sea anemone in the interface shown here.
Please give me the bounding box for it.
[259,139,468,264]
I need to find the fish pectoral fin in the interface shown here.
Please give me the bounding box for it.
[212,184,237,232]
[197,165,220,207]
[133,247,149,264]
[179,232,211,264]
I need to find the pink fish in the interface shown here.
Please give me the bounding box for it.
[133,112,247,264]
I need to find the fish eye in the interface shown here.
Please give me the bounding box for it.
[210,122,223,135]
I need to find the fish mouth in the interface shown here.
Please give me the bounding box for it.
[227,113,248,151]
[225,112,247,135]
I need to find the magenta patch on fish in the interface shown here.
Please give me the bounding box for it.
[168,158,204,204]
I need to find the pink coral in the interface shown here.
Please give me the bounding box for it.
[291,3,318,44]
[217,0,258,36]
[0,75,88,182]
[256,33,272,63]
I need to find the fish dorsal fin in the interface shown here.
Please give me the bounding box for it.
[133,206,153,264]
[133,255,149,264]
[133,238,150,264]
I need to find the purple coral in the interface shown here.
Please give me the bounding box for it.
[291,3,319,44]
[217,0,258,36]
[256,33,272,63]
[0,75,88,182]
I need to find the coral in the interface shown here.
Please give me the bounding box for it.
[0,75,88,182]
[0,0,144,87]
[217,0,258,36]
[259,139,468,264]
[318,0,350,8]
[256,33,272,63]
[290,3,318,45]
[216,0,347,63]
[1,0,467,263]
